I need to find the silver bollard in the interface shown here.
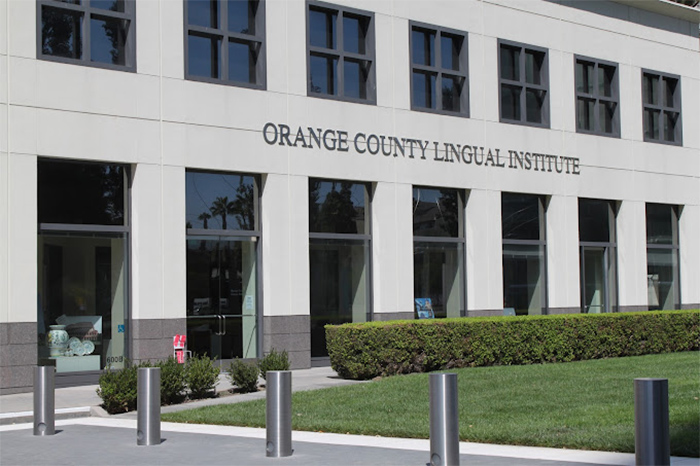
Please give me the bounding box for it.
[137,367,161,446]
[430,373,460,466]
[635,378,670,466]
[266,370,292,457]
[33,365,56,436]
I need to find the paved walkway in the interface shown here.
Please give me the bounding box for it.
[1,367,697,466]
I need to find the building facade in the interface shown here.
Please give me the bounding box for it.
[1,0,699,394]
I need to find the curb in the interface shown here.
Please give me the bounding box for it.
[0,406,92,426]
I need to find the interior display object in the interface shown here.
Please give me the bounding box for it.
[47,325,69,357]
[82,340,95,355]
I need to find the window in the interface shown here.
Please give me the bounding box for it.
[307,2,375,103]
[186,171,260,361]
[38,159,129,374]
[575,56,620,137]
[502,193,547,316]
[499,40,549,127]
[410,22,468,116]
[646,204,680,310]
[642,70,682,145]
[309,179,371,357]
[38,0,135,71]
[579,199,618,313]
[413,187,465,319]
[185,0,266,88]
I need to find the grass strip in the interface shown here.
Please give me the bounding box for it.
[163,351,699,457]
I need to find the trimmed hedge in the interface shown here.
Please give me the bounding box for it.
[326,310,700,380]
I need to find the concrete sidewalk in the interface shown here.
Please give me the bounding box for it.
[0,417,651,466]
[0,367,697,466]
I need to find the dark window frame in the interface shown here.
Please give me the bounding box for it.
[412,186,466,318]
[642,69,682,146]
[306,1,376,105]
[409,21,469,117]
[37,157,132,385]
[37,0,136,72]
[645,203,681,310]
[574,55,620,138]
[184,169,263,360]
[501,192,548,316]
[498,39,549,128]
[184,0,267,89]
[578,198,619,314]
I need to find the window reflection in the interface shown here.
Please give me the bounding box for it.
[646,204,680,311]
[186,172,256,230]
[42,6,83,59]
[502,193,547,315]
[309,180,367,234]
[310,239,368,357]
[38,160,126,226]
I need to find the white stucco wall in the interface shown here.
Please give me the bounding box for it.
[1,0,699,334]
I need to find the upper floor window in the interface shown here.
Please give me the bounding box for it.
[185,0,266,89]
[38,0,135,71]
[499,40,549,127]
[575,56,619,137]
[307,1,376,104]
[410,22,468,116]
[642,70,682,145]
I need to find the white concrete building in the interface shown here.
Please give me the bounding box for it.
[1,0,699,394]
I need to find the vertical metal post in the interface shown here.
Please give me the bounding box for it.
[266,370,292,457]
[430,373,460,466]
[635,378,670,466]
[137,367,161,446]
[33,365,55,436]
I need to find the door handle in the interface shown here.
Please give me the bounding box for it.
[221,315,226,336]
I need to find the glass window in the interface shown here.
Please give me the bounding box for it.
[578,198,613,243]
[309,179,370,357]
[579,198,617,313]
[575,56,619,137]
[646,204,680,311]
[307,3,375,103]
[186,171,260,361]
[186,171,257,230]
[185,0,266,89]
[499,40,549,127]
[642,70,682,145]
[38,0,135,71]
[501,193,546,316]
[413,187,461,238]
[309,180,367,235]
[38,160,126,226]
[413,187,464,319]
[410,22,468,116]
[37,160,129,374]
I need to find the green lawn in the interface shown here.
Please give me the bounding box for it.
[163,352,700,457]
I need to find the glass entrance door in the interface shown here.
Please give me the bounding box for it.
[581,246,610,313]
[186,237,258,364]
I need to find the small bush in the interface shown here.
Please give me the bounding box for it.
[157,357,187,405]
[97,360,140,414]
[228,359,259,393]
[186,354,220,399]
[258,348,290,381]
[326,310,700,380]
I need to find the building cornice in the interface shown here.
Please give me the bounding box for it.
[611,0,700,23]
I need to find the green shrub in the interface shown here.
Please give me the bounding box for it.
[186,354,220,399]
[96,360,141,414]
[157,357,187,405]
[258,348,290,380]
[326,310,700,380]
[228,359,259,393]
